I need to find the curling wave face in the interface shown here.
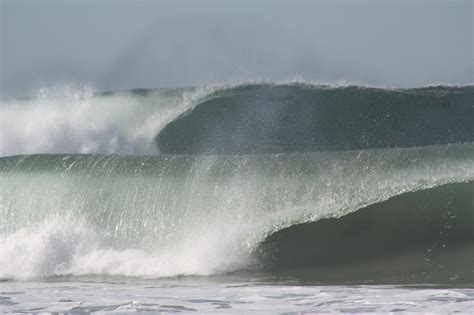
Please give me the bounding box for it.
[1,143,473,282]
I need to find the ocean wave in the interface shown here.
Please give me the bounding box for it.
[1,143,473,282]
[156,83,473,154]
[1,82,472,157]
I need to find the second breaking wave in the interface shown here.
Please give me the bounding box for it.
[1,82,472,157]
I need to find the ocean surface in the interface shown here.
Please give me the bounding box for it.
[1,82,473,313]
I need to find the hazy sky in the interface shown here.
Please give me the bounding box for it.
[1,0,472,97]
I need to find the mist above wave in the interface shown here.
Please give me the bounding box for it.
[0,85,213,157]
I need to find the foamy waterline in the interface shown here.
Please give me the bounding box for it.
[0,217,249,280]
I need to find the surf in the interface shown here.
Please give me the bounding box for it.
[1,143,473,282]
[1,83,472,157]
[0,85,215,156]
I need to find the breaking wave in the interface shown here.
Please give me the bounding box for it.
[1,82,473,284]
[1,143,473,283]
[1,83,472,157]
[0,86,214,156]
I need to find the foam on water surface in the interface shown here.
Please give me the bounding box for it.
[1,279,473,313]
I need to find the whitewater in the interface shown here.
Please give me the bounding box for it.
[1,82,473,313]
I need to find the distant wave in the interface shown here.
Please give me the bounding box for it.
[156,83,473,154]
[1,82,472,157]
[1,143,473,283]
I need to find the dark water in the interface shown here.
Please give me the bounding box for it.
[156,84,473,154]
[256,181,474,285]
